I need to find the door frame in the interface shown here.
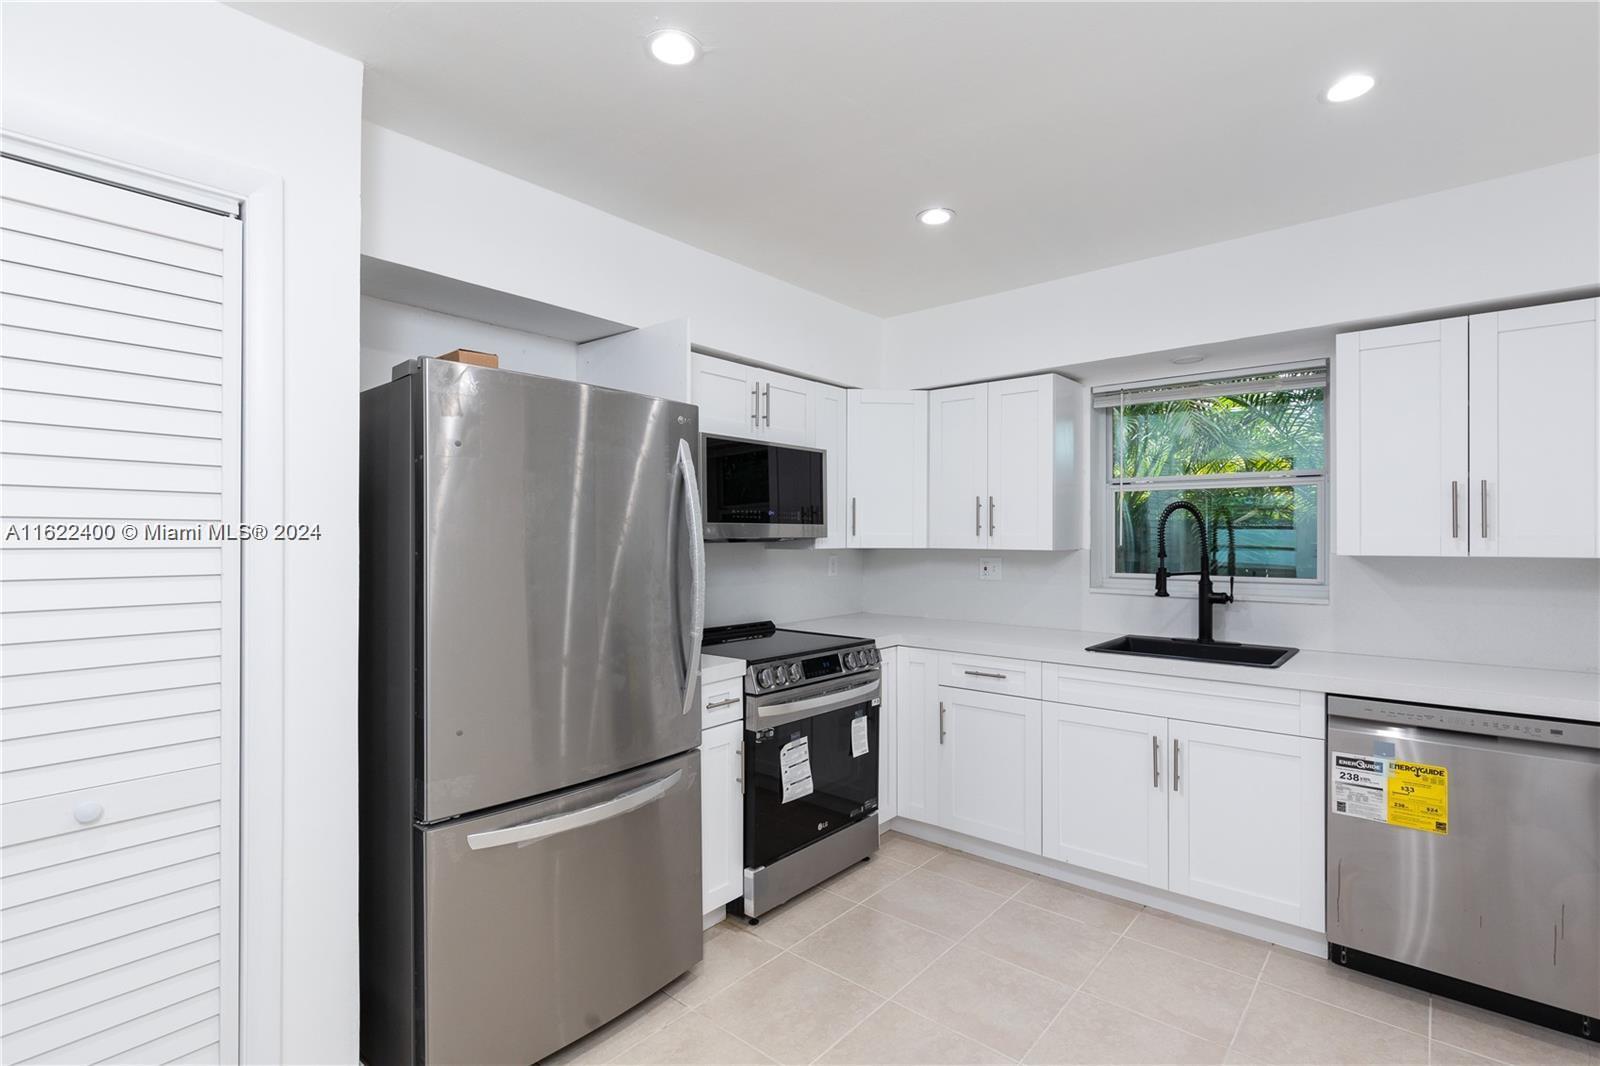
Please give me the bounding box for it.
[3,105,290,1064]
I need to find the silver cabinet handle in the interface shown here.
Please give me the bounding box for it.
[1172,738,1181,792]
[1152,735,1160,789]
[851,497,857,537]
[975,495,981,536]
[988,495,995,536]
[762,383,771,426]
[468,770,683,850]
[674,438,705,718]
[1480,480,1488,538]
[705,696,741,709]
[939,701,947,744]
[963,669,1007,680]
[1451,481,1460,538]
[751,382,760,428]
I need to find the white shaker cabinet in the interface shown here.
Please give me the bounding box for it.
[877,647,898,823]
[1166,720,1324,930]
[894,647,941,824]
[809,381,850,549]
[847,390,928,547]
[937,687,1042,854]
[1468,299,1598,558]
[699,720,744,915]
[690,352,812,446]
[1042,702,1167,888]
[926,375,1083,550]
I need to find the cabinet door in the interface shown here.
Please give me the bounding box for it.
[809,382,849,549]
[938,687,1042,854]
[986,376,1053,550]
[1334,319,1469,556]
[758,369,811,446]
[928,384,989,548]
[894,648,940,824]
[847,390,928,548]
[692,353,757,439]
[1042,703,1167,888]
[699,721,744,914]
[1468,299,1598,558]
[1167,720,1324,929]
[877,648,898,823]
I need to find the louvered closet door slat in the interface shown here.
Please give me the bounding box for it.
[1,156,239,1063]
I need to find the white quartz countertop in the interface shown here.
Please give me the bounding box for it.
[787,613,1600,723]
[701,653,745,685]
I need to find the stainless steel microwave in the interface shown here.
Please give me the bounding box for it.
[700,434,825,541]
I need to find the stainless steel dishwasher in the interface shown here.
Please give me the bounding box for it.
[1326,695,1599,1041]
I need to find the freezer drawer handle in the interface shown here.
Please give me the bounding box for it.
[757,679,880,719]
[465,770,685,851]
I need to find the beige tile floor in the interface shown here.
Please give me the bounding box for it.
[545,832,1600,1066]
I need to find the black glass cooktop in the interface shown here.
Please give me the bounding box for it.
[702,621,870,665]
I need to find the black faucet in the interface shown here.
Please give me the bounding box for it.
[1153,501,1233,643]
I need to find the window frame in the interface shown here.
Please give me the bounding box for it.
[1089,360,1331,605]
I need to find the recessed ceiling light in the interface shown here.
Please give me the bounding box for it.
[648,29,700,66]
[1325,73,1375,103]
[918,207,955,226]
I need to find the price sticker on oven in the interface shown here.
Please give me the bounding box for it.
[851,715,869,758]
[1387,760,1448,835]
[779,736,813,803]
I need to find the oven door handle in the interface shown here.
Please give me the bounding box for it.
[755,679,880,720]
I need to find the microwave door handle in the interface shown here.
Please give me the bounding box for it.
[466,770,684,850]
[674,437,706,717]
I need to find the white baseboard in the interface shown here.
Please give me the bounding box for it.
[702,906,727,931]
[886,819,1328,958]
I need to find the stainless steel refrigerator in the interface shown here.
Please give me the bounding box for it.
[359,358,706,1065]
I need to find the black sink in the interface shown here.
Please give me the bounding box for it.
[1086,634,1299,668]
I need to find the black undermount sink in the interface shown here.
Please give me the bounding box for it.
[1087,634,1299,669]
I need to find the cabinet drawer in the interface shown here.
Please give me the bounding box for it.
[938,651,1040,698]
[700,678,744,729]
[1041,662,1319,737]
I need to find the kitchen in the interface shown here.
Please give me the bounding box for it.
[1,3,1597,1065]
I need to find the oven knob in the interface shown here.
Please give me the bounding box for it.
[789,663,802,682]
[844,651,858,669]
[757,667,773,688]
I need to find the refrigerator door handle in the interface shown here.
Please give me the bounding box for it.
[676,437,706,717]
[465,770,685,850]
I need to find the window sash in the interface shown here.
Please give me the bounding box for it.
[1107,476,1326,579]
[1090,360,1327,408]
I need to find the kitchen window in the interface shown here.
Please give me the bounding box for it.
[1092,362,1328,602]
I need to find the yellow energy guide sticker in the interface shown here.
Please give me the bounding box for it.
[1386,760,1448,834]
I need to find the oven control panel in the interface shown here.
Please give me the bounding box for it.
[748,645,880,692]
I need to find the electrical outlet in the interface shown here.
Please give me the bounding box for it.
[827,556,839,577]
[978,557,1001,581]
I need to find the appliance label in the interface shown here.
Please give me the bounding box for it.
[1331,752,1449,834]
[851,716,870,758]
[1331,752,1387,822]
[779,736,813,803]
[1387,759,1448,835]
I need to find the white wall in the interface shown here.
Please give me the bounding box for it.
[2,4,362,1062]
[363,124,882,386]
[706,545,865,629]
[860,551,1600,673]
[883,156,1600,388]
[360,296,578,390]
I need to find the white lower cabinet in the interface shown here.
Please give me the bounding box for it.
[1167,719,1325,930]
[877,649,898,823]
[1042,703,1167,888]
[894,647,941,824]
[938,687,1042,853]
[700,720,744,914]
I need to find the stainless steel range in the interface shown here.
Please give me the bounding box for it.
[703,622,882,920]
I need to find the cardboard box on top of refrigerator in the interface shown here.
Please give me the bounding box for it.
[437,349,499,368]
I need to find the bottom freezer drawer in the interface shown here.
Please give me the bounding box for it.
[1326,718,1600,1017]
[421,751,702,1065]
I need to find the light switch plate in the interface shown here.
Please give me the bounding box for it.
[979,557,1001,581]
[827,556,839,577]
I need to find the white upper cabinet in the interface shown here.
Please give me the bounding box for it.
[808,381,849,549]
[1337,298,1598,559]
[691,352,813,446]
[847,390,928,548]
[1468,299,1598,558]
[1335,318,1469,557]
[927,375,1083,551]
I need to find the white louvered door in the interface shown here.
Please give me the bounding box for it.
[1,156,240,1065]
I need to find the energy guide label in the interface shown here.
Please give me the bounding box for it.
[1331,752,1450,835]
[1331,753,1387,822]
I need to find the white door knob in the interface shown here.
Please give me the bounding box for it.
[72,801,104,825]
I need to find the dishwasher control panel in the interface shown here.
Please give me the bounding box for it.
[1328,694,1600,749]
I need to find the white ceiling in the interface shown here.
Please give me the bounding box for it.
[234,2,1599,317]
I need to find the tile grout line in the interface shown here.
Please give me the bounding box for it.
[1221,943,1270,1056]
[1014,899,1142,1063]
[1253,946,1439,1047]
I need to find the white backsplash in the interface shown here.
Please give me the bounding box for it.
[705,544,865,629]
